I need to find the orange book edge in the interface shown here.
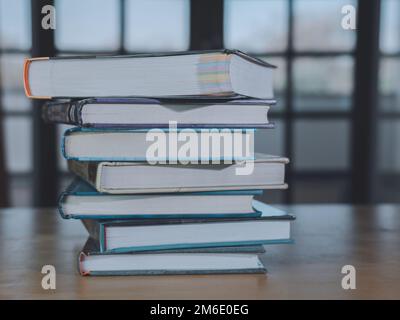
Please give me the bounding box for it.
[23,57,52,99]
[78,252,90,276]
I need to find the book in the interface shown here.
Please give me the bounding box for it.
[81,236,266,254]
[42,97,275,128]
[79,237,267,276]
[59,179,264,219]
[81,200,294,253]
[62,127,255,161]
[24,50,275,100]
[68,154,289,194]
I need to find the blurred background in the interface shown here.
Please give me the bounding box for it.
[0,0,398,207]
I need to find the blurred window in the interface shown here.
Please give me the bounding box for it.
[0,0,31,50]
[125,0,190,51]
[0,0,33,206]
[224,0,357,202]
[224,0,288,53]
[380,0,400,54]
[293,57,354,111]
[56,0,120,51]
[0,0,397,204]
[293,0,357,51]
[378,0,400,201]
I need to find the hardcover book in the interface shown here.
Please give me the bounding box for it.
[81,200,294,253]
[24,50,275,99]
[79,238,267,276]
[62,127,255,162]
[42,97,275,129]
[58,179,264,219]
[68,154,289,194]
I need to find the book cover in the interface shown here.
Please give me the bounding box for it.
[42,97,276,129]
[79,238,267,276]
[58,178,264,220]
[82,200,294,254]
[62,127,257,162]
[67,154,289,194]
[24,49,276,99]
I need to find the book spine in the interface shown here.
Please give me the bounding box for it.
[42,101,83,125]
[78,252,88,276]
[57,178,85,219]
[81,268,266,277]
[100,224,106,252]
[57,191,69,219]
[23,57,52,99]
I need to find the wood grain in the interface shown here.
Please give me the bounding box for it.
[0,205,399,299]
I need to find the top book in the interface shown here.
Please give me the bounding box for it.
[23,50,275,100]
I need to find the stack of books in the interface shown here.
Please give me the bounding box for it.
[24,50,294,276]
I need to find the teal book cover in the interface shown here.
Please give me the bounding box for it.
[58,179,264,220]
[81,200,294,254]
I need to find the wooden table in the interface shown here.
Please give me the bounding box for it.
[0,205,399,299]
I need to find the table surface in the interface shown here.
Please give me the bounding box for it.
[0,205,399,300]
